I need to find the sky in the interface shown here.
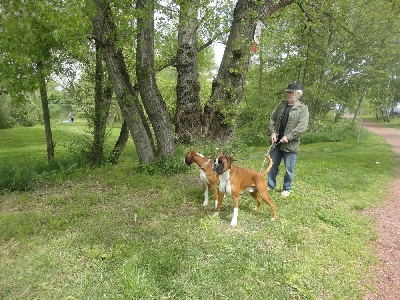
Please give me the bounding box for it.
[213,43,225,66]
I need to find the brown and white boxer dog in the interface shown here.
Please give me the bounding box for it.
[184,150,221,207]
[212,154,277,226]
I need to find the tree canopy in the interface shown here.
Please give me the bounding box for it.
[1,0,399,162]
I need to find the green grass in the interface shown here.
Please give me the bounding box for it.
[0,119,399,299]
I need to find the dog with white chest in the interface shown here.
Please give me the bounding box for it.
[184,150,221,207]
[212,154,277,226]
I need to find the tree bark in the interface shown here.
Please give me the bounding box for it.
[109,119,129,165]
[37,61,54,162]
[175,0,203,143]
[92,0,156,163]
[136,0,175,157]
[92,41,112,167]
[203,0,294,141]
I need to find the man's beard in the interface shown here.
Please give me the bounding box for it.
[286,97,296,105]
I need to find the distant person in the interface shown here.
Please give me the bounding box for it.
[267,82,309,198]
[68,112,74,122]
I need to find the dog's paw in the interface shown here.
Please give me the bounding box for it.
[203,201,209,206]
[213,212,220,216]
[271,217,277,221]
[230,219,237,226]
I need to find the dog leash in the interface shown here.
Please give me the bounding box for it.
[259,140,280,172]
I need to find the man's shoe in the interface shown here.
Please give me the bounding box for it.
[281,190,291,198]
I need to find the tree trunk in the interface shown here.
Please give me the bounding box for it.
[203,0,294,141]
[92,0,156,163]
[175,0,203,143]
[37,61,54,162]
[109,119,129,165]
[136,0,175,157]
[353,85,367,122]
[92,41,112,167]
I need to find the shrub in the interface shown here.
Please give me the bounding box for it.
[137,147,188,175]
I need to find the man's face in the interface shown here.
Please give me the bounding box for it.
[286,91,298,105]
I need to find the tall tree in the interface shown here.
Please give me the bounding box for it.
[136,0,175,156]
[203,0,294,141]
[0,0,88,162]
[255,0,400,119]
[91,0,156,163]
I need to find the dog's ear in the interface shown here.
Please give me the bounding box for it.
[226,156,233,168]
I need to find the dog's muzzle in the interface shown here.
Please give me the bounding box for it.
[184,155,192,166]
[213,160,224,175]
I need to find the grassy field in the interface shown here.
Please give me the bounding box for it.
[0,118,399,299]
[362,115,400,130]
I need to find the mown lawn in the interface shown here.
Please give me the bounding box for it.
[0,119,398,299]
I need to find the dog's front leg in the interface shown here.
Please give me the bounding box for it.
[203,183,209,206]
[231,196,239,226]
[214,191,224,215]
[212,185,219,208]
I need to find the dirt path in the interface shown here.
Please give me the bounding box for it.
[361,121,400,300]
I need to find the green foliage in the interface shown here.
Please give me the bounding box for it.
[252,0,400,119]
[0,94,13,129]
[137,147,188,175]
[0,159,75,194]
[301,118,361,144]
[61,135,95,166]
[0,164,37,193]
[235,103,361,147]
[0,0,89,93]
[235,103,269,146]
[49,103,73,121]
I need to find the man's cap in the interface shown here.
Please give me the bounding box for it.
[285,82,302,92]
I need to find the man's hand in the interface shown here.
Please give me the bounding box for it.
[280,136,289,144]
[270,133,277,143]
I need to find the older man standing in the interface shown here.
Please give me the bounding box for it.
[267,82,309,198]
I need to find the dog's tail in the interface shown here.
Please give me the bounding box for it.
[261,154,273,176]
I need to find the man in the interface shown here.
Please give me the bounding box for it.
[267,82,309,198]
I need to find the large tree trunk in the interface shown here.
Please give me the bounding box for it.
[92,0,156,163]
[37,61,54,162]
[92,41,112,167]
[136,0,175,157]
[203,0,294,141]
[174,0,203,143]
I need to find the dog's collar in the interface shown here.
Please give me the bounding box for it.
[199,159,211,169]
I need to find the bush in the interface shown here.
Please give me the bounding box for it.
[302,118,360,144]
[137,147,188,175]
[0,95,14,129]
[235,113,361,146]
[0,159,73,193]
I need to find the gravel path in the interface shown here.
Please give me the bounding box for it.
[361,121,400,300]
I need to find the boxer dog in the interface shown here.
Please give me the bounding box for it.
[212,154,277,226]
[184,150,220,207]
